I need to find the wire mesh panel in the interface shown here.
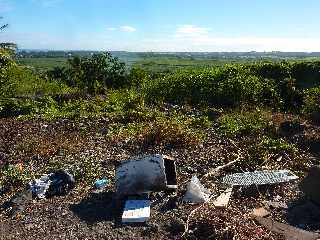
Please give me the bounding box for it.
[222,170,298,186]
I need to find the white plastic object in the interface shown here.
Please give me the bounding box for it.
[183,175,211,203]
[122,200,151,223]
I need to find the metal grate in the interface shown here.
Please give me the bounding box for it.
[222,170,298,186]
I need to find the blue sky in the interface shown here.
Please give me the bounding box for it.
[1,0,320,51]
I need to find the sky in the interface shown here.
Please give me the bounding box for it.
[0,0,320,52]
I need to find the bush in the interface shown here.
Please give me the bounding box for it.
[62,52,128,93]
[143,65,282,108]
[217,110,269,137]
[303,87,320,114]
[0,98,36,117]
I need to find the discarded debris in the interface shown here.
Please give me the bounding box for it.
[222,170,298,186]
[255,216,320,240]
[201,151,242,180]
[122,200,151,223]
[116,155,177,197]
[95,178,108,189]
[29,170,75,199]
[29,175,51,199]
[252,208,270,218]
[182,175,211,203]
[299,166,320,205]
[212,187,233,208]
[264,200,288,210]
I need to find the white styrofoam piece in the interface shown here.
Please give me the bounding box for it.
[122,200,151,223]
[182,175,211,203]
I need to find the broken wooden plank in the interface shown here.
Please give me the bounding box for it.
[202,157,241,179]
[255,216,320,240]
[212,187,233,208]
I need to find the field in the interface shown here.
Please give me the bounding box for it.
[18,51,320,72]
[17,57,68,71]
[1,50,320,239]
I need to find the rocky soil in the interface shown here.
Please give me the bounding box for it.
[1,117,319,239]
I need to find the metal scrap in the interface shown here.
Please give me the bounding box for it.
[222,170,298,186]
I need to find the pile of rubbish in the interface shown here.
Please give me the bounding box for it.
[113,154,320,239]
[2,170,75,216]
[2,154,320,239]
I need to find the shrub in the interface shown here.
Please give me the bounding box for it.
[0,163,31,188]
[64,52,128,93]
[128,67,150,87]
[217,110,269,137]
[141,119,200,148]
[303,87,320,115]
[243,136,300,171]
[0,98,36,117]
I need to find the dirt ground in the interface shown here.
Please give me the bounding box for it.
[1,118,320,239]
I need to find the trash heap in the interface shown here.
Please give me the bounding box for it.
[114,154,320,239]
[2,154,320,239]
[2,170,75,217]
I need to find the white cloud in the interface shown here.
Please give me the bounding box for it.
[176,25,210,37]
[119,26,136,32]
[139,36,320,52]
[107,27,116,31]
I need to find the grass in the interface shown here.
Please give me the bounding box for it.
[18,57,67,71]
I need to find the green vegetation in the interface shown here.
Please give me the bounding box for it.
[217,110,269,137]
[1,48,320,189]
[18,57,67,71]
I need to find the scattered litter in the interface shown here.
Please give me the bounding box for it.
[201,155,241,179]
[299,166,320,205]
[212,187,233,208]
[122,200,151,223]
[222,170,298,186]
[252,208,270,218]
[255,216,320,240]
[116,154,177,197]
[29,175,51,199]
[182,176,211,203]
[29,170,75,199]
[95,178,108,189]
[264,200,288,209]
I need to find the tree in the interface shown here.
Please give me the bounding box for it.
[0,17,17,52]
[65,52,128,93]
